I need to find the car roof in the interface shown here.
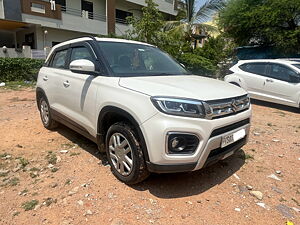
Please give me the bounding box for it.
[46,37,155,62]
[237,59,300,65]
[52,37,154,50]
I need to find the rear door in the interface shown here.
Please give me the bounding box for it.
[263,63,300,106]
[238,62,268,98]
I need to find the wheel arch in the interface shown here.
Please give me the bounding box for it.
[97,106,150,162]
[36,87,47,111]
[225,74,247,89]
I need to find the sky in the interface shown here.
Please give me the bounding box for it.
[195,0,207,10]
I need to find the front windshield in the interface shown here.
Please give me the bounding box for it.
[98,41,189,77]
[292,64,300,70]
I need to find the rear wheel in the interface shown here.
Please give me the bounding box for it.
[38,96,58,130]
[105,122,149,184]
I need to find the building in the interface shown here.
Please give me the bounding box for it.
[0,0,178,50]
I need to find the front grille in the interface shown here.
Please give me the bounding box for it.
[210,118,250,138]
[204,94,250,119]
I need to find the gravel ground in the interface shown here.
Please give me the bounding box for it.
[0,87,299,225]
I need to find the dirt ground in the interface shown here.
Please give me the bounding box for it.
[0,87,299,225]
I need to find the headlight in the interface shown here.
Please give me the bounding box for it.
[151,97,207,118]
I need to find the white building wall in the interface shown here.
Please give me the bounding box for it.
[116,0,142,17]
[125,0,177,15]
[115,0,142,36]
[66,0,106,17]
[115,23,131,36]
[66,0,81,9]
[36,27,94,49]
[0,0,4,19]
[22,13,107,35]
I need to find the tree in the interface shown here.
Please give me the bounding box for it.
[126,0,163,45]
[195,35,235,64]
[219,0,300,54]
[164,0,226,41]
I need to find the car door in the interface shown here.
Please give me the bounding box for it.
[263,63,300,107]
[238,62,268,98]
[59,42,100,136]
[46,47,70,113]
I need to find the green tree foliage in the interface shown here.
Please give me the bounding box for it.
[195,36,234,64]
[219,0,300,54]
[126,0,190,60]
[179,53,217,76]
[164,0,225,42]
[0,58,44,82]
[126,0,163,45]
[194,36,236,77]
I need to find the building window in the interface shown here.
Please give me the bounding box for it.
[31,3,45,14]
[82,0,93,19]
[116,9,133,24]
[56,0,66,11]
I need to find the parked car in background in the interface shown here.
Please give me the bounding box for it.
[225,59,300,108]
[36,37,252,184]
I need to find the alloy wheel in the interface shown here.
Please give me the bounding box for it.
[40,100,49,125]
[108,133,133,176]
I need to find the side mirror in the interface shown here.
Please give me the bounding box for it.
[70,59,95,74]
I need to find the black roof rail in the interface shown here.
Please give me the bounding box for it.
[63,36,97,43]
[86,36,97,41]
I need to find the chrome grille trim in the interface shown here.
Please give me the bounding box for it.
[204,95,250,119]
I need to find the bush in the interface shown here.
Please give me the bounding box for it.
[0,58,44,82]
[178,53,217,76]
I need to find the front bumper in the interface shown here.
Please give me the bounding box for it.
[141,107,251,173]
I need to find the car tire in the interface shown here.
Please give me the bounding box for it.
[105,122,150,184]
[38,95,58,130]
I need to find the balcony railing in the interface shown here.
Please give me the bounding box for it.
[115,18,127,24]
[21,0,62,20]
[61,6,106,22]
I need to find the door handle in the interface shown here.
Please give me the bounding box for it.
[43,76,48,81]
[266,79,274,83]
[63,80,70,87]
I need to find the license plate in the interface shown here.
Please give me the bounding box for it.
[221,129,246,148]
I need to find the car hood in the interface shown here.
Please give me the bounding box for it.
[119,75,247,101]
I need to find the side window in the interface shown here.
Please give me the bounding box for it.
[51,49,68,69]
[70,47,93,63]
[269,64,297,82]
[239,63,267,76]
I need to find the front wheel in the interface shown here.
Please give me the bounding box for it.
[105,122,149,184]
[38,96,58,130]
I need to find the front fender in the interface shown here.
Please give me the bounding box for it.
[225,74,248,90]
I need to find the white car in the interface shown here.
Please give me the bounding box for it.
[225,59,300,108]
[36,37,251,184]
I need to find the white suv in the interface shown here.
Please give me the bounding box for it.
[225,59,300,108]
[36,37,252,184]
